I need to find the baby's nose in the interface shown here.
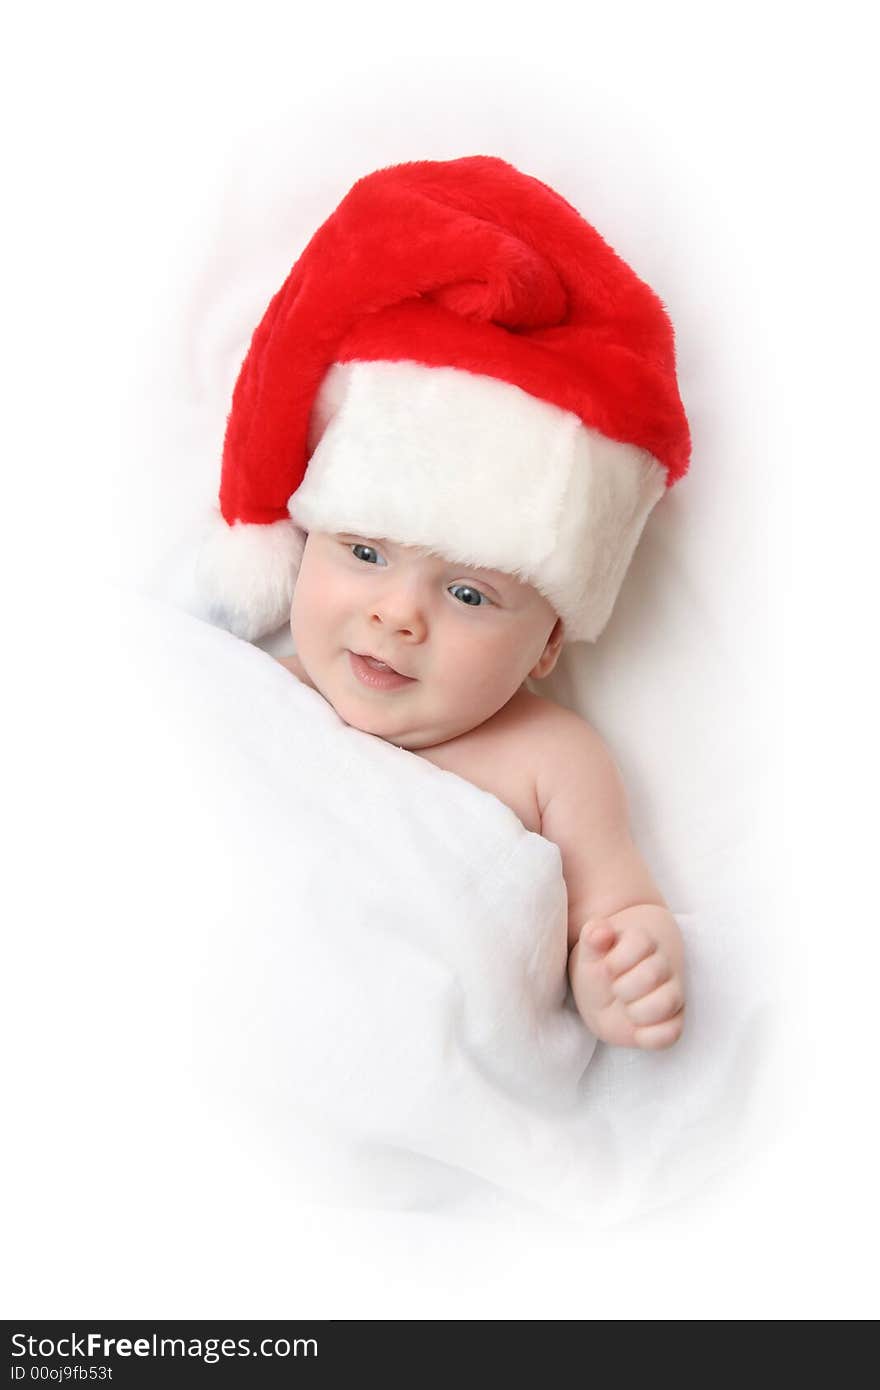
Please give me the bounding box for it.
[369,588,428,641]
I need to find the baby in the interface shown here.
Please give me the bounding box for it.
[198,156,692,1052]
[275,529,686,1051]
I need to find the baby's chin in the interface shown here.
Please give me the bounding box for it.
[298,657,489,750]
[331,696,474,752]
[340,711,460,752]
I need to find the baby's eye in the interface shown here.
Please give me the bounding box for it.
[351,543,386,566]
[449,584,490,607]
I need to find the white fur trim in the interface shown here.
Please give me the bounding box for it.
[195,512,305,640]
[292,361,666,642]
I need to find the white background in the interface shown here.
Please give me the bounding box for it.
[4,0,878,1318]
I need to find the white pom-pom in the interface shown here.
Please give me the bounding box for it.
[194,513,305,641]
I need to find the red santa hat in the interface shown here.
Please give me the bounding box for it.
[197,155,690,642]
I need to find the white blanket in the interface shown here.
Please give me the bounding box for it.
[24,583,773,1227]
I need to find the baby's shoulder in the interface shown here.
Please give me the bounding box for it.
[512,685,605,756]
[513,688,621,816]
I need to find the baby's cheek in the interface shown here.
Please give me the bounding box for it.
[291,588,326,648]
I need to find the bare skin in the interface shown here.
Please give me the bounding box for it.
[277,531,685,1050]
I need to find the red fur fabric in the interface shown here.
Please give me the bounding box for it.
[220,156,690,526]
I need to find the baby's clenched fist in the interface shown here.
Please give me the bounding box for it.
[568,906,685,1050]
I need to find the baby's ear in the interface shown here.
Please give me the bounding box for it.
[531,617,565,680]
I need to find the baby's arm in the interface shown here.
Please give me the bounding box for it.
[537,709,685,1050]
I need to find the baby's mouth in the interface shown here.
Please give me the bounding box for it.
[348,651,416,689]
[356,652,411,678]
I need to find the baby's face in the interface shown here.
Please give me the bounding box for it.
[290,531,563,750]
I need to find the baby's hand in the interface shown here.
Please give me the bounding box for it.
[569,906,685,1050]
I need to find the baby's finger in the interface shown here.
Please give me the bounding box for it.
[611,951,672,1005]
[633,1009,685,1051]
[577,919,617,960]
[624,979,684,1027]
[604,926,656,980]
